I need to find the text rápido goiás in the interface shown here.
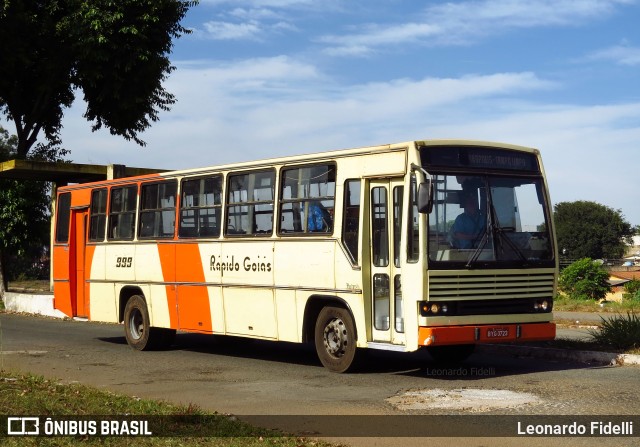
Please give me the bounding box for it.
[209,255,271,276]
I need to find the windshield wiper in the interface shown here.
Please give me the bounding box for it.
[465,187,493,268]
[494,225,528,263]
[465,191,528,268]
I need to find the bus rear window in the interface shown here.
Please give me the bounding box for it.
[55,192,71,243]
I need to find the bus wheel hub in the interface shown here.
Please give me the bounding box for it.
[324,318,348,357]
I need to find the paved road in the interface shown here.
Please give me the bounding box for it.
[1,312,638,447]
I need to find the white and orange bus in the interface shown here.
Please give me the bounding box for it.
[53,140,557,372]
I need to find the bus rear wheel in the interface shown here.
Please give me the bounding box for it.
[314,306,358,373]
[123,295,175,351]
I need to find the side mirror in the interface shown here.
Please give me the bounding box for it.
[417,181,433,214]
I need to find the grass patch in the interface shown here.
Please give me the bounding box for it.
[553,294,640,313]
[6,279,50,293]
[0,370,335,447]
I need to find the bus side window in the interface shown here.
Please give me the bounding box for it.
[279,164,336,235]
[108,185,137,241]
[179,175,222,238]
[139,181,177,239]
[407,174,419,263]
[89,189,108,242]
[226,170,275,236]
[342,180,361,264]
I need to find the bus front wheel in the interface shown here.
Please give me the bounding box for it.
[123,295,175,351]
[314,306,358,373]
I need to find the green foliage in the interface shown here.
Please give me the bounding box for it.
[0,0,196,157]
[589,313,640,350]
[0,126,69,281]
[0,371,327,447]
[559,258,611,301]
[623,280,640,302]
[554,200,633,259]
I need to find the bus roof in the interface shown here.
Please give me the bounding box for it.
[57,139,539,191]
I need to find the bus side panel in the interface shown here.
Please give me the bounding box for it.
[53,244,73,318]
[135,243,174,329]
[175,243,212,333]
[275,289,298,342]
[83,243,96,319]
[105,244,136,283]
[88,284,118,323]
[333,243,368,347]
[222,241,276,338]
[198,242,224,333]
[274,240,335,342]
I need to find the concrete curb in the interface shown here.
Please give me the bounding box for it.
[2,291,67,319]
[478,344,640,366]
[3,292,639,366]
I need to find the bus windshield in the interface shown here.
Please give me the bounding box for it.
[427,174,554,268]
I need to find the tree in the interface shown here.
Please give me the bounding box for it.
[554,201,633,260]
[559,258,611,301]
[0,126,68,293]
[0,0,196,158]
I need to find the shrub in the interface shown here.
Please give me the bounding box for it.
[623,279,640,303]
[559,258,611,301]
[589,313,640,350]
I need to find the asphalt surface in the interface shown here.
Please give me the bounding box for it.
[1,311,639,447]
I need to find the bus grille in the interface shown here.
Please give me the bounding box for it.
[427,272,555,315]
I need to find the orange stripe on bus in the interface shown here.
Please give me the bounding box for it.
[175,244,212,333]
[419,322,556,346]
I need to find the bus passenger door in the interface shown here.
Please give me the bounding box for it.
[70,208,89,317]
[369,179,405,345]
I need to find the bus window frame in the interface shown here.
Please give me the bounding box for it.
[138,179,178,240]
[178,174,224,239]
[88,188,108,243]
[341,178,361,265]
[224,168,276,237]
[107,184,138,242]
[55,192,72,244]
[277,162,337,237]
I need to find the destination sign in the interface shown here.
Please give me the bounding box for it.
[420,146,540,173]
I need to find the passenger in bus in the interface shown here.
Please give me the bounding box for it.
[308,201,332,232]
[450,192,485,249]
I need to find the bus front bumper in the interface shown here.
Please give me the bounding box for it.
[419,322,556,346]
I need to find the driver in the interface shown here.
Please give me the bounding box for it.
[451,192,485,249]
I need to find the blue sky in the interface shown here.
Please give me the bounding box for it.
[28,1,640,223]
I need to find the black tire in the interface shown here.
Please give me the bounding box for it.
[427,344,476,364]
[314,306,358,373]
[123,295,175,351]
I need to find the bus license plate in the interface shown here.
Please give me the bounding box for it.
[486,327,510,338]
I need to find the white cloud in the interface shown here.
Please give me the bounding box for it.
[202,20,262,40]
[227,7,283,20]
[320,0,635,55]
[201,0,315,6]
[58,58,552,165]
[50,57,640,223]
[585,44,640,66]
